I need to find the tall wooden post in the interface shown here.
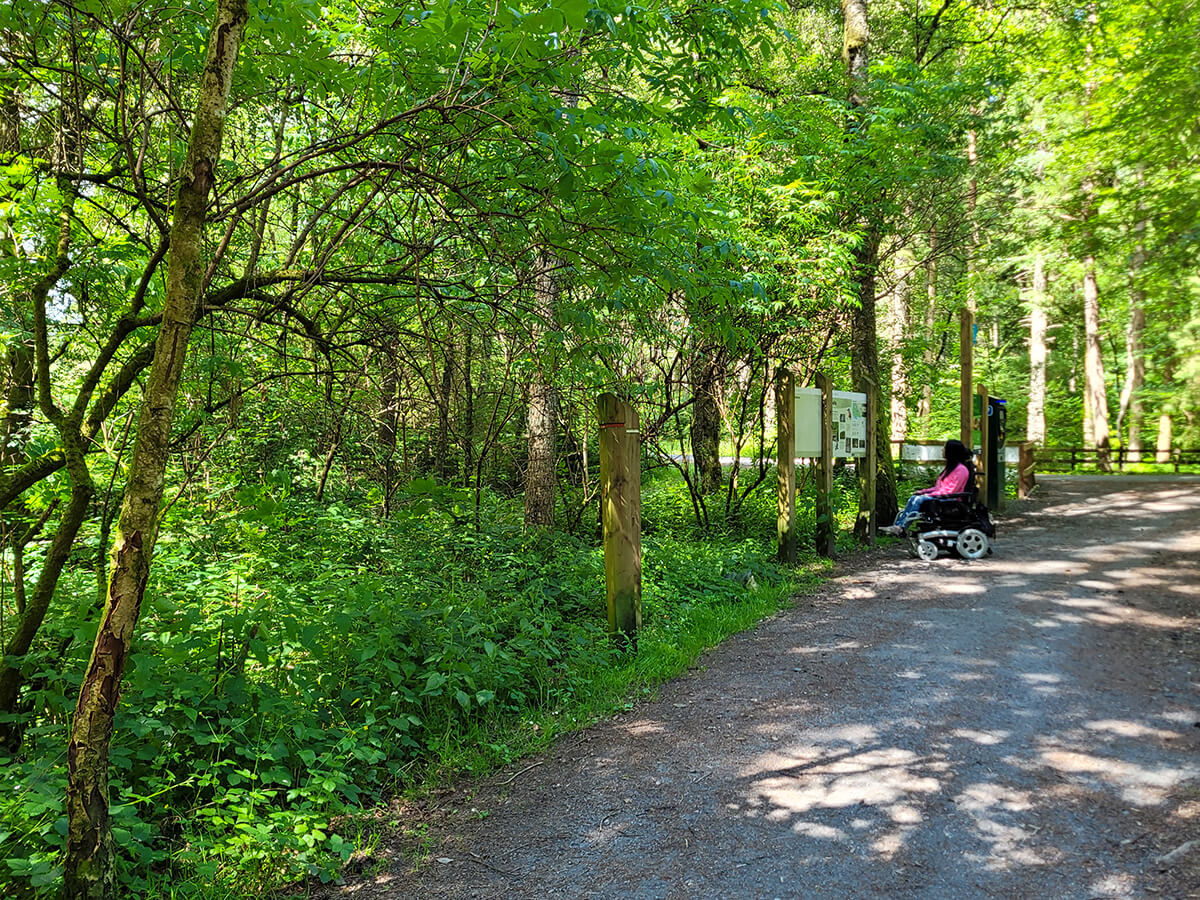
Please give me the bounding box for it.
[776,368,797,564]
[976,383,989,504]
[960,308,974,445]
[859,380,877,542]
[815,373,835,557]
[598,393,641,646]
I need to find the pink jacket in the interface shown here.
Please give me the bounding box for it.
[918,463,971,497]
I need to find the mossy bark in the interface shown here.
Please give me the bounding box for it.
[63,0,248,894]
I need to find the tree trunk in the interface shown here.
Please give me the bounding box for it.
[841,0,897,537]
[1118,205,1147,461]
[1121,302,1146,461]
[0,78,35,471]
[1082,254,1111,470]
[966,129,979,315]
[1027,254,1048,444]
[689,353,724,495]
[64,0,248,894]
[462,326,475,485]
[0,74,86,745]
[918,225,937,420]
[888,232,912,447]
[434,339,454,482]
[377,349,399,512]
[524,253,559,528]
[1155,412,1172,463]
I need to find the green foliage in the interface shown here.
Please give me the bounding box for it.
[0,471,851,897]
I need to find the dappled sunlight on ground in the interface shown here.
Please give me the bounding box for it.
[1036,747,1196,805]
[713,479,1200,892]
[370,478,1200,900]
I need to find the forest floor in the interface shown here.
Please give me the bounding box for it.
[321,475,1200,899]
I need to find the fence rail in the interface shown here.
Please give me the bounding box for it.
[1034,446,1200,473]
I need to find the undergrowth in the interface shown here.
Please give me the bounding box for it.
[0,467,861,898]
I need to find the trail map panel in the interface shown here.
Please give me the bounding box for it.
[832,390,867,458]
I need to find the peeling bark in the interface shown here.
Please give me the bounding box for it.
[64,0,249,893]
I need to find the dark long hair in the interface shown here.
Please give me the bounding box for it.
[942,439,976,481]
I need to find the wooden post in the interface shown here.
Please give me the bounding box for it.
[976,382,989,504]
[858,378,877,542]
[598,393,641,646]
[960,308,973,446]
[815,372,835,558]
[775,368,797,564]
[1018,441,1036,499]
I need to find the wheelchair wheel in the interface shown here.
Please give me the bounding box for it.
[916,539,939,561]
[955,528,989,560]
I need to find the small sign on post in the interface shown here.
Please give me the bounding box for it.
[597,393,642,647]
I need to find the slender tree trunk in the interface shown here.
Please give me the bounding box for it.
[918,225,937,420]
[1027,254,1048,444]
[1082,253,1111,470]
[966,128,979,315]
[64,0,248,894]
[377,349,399,512]
[1121,302,1146,461]
[0,77,34,470]
[1078,6,1110,471]
[1155,412,1172,463]
[0,66,89,744]
[889,231,912,447]
[1118,201,1147,461]
[462,326,475,485]
[434,339,454,482]
[689,353,724,495]
[524,253,559,527]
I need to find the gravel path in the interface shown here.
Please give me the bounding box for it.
[334,475,1200,899]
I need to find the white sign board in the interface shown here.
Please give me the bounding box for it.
[792,387,868,458]
[794,387,823,456]
[833,390,868,458]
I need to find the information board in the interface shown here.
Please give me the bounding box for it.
[832,390,868,458]
[791,387,867,458]
[794,387,823,456]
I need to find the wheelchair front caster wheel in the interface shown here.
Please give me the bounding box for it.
[916,539,939,561]
[955,528,989,560]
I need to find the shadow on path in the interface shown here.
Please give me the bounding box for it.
[332,476,1200,900]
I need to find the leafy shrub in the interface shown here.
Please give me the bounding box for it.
[1,470,850,896]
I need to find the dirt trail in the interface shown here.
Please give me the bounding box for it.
[332,476,1200,899]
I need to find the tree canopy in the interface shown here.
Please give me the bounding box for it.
[1,0,1197,894]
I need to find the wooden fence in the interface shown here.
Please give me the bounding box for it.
[1033,446,1200,473]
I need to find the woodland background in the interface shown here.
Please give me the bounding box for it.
[0,0,1197,894]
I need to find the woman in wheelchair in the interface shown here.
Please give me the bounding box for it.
[879,439,975,536]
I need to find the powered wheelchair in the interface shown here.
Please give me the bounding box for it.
[901,487,996,561]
